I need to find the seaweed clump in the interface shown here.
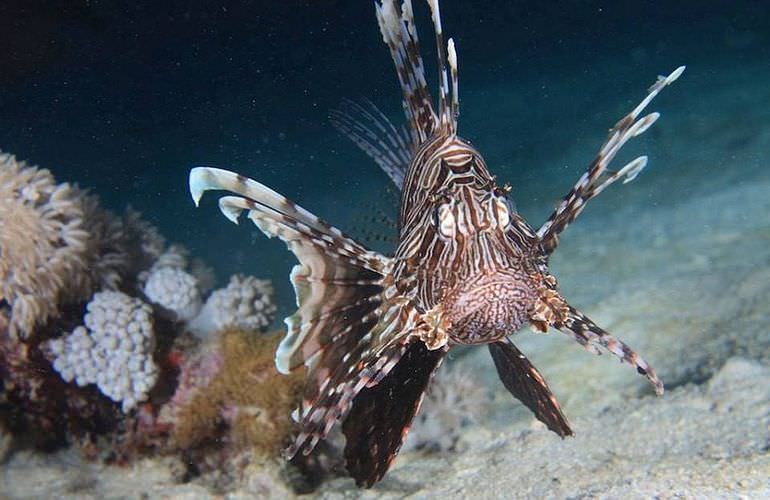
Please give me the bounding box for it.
[169,328,304,461]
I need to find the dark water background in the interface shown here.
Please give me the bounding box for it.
[1,0,768,314]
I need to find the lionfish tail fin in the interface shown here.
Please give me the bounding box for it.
[330,98,413,189]
[537,65,685,254]
[489,339,573,437]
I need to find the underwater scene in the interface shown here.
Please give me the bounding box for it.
[1,0,769,498]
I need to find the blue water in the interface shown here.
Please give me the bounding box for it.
[1,0,769,315]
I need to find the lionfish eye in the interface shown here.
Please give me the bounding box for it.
[433,202,456,239]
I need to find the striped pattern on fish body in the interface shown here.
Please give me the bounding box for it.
[189,0,684,488]
[394,134,545,343]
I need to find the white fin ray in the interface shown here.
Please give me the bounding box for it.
[189,167,391,375]
[330,98,413,188]
[537,66,685,253]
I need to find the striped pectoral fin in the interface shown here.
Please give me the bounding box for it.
[189,167,392,376]
[287,304,422,460]
[489,339,573,438]
[189,167,428,463]
[343,340,447,488]
[557,305,664,395]
[537,66,685,254]
[190,167,370,246]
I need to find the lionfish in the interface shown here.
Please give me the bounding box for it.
[189,0,683,488]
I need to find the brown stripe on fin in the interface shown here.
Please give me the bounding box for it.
[537,66,685,254]
[425,0,456,135]
[375,0,437,145]
[558,305,664,395]
[189,167,392,372]
[286,295,426,459]
[488,339,573,438]
[343,340,447,488]
[189,166,428,461]
[330,98,414,189]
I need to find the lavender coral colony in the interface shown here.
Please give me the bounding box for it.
[0,152,316,485]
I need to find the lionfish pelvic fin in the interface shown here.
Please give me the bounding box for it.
[343,340,447,487]
[489,338,573,437]
[556,305,664,395]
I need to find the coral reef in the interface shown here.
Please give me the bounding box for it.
[403,364,489,453]
[0,153,172,452]
[168,328,304,458]
[46,291,158,412]
[1,152,289,487]
[188,274,276,338]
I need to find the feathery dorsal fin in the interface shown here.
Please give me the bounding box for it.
[330,98,413,188]
[376,0,436,144]
[425,0,458,135]
[447,37,459,130]
[375,0,460,143]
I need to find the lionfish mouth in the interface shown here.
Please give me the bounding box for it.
[443,273,537,344]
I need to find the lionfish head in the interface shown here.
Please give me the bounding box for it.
[426,150,543,345]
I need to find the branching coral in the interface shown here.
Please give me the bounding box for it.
[46,291,158,412]
[403,365,489,452]
[188,274,276,338]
